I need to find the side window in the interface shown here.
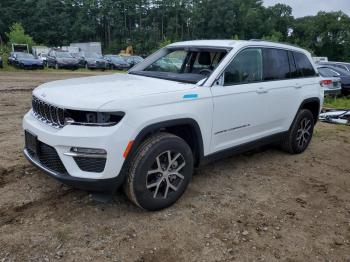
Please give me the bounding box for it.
[262,48,290,80]
[224,48,263,86]
[293,52,317,77]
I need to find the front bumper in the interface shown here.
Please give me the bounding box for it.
[58,63,79,69]
[22,64,44,69]
[87,63,108,69]
[23,148,124,192]
[23,111,132,191]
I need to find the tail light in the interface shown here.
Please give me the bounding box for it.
[320,79,332,86]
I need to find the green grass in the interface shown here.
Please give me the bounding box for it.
[324,96,350,109]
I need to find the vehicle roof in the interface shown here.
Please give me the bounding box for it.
[167,39,307,52]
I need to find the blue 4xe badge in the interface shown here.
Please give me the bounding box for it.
[183,94,198,99]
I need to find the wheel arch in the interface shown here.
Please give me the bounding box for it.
[298,97,321,123]
[125,118,204,168]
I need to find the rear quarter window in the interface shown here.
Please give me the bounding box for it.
[293,52,317,77]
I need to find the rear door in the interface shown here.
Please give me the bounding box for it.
[47,51,55,67]
[259,48,301,132]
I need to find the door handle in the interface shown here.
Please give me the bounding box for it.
[294,84,302,89]
[256,87,268,94]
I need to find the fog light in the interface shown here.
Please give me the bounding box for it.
[64,147,107,158]
[71,147,106,155]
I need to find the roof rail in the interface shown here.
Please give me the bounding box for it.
[249,39,301,49]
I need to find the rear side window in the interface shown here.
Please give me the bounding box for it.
[288,51,302,78]
[262,48,290,80]
[224,48,263,85]
[293,52,316,77]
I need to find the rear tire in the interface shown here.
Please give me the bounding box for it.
[124,133,193,211]
[281,109,315,154]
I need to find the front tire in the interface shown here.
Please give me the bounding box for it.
[281,109,315,154]
[124,133,193,211]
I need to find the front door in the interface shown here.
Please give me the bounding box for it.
[210,48,272,153]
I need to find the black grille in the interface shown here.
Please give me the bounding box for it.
[25,133,67,175]
[32,96,65,128]
[74,157,106,173]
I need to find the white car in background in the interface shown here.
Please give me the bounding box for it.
[23,40,323,211]
[36,53,48,66]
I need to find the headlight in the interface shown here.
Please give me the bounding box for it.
[64,111,125,127]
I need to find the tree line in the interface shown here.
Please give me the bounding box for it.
[0,0,350,61]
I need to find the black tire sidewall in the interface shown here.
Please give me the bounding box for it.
[131,136,193,211]
[290,110,314,153]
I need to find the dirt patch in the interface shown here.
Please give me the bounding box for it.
[0,71,349,261]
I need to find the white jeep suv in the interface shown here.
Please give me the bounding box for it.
[23,40,323,210]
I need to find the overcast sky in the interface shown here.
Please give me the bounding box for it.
[263,0,350,18]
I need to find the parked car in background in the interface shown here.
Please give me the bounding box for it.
[104,55,130,70]
[47,50,80,70]
[123,55,144,68]
[0,57,3,68]
[317,66,342,96]
[319,61,350,72]
[36,53,48,66]
[8,52,44,69]
[70,53,85,68]
[317,64,350,95]
[81,52,108,70]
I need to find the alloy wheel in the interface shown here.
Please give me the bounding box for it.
[146,150,186,199]
[296,117,312,148]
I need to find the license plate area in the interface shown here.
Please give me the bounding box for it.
[25,130,39,155]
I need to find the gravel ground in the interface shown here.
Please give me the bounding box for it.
[0,71,349,262]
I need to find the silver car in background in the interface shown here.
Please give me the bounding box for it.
[317,66,342,95]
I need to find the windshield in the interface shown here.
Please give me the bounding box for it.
[70,53,81,58]
[130,48,227,83]
[114,57,126,63]
[107,55,125,63]
[85,52,102,59]
[56,52,73,58]
[17,53,35,59]
[328,66,350,76]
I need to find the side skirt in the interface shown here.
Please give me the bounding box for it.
[200,131,288,166]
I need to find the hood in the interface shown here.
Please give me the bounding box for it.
[86,58,105,63]
[20,58,42,64]
[33,73,195,110]
[57,58,78,64]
